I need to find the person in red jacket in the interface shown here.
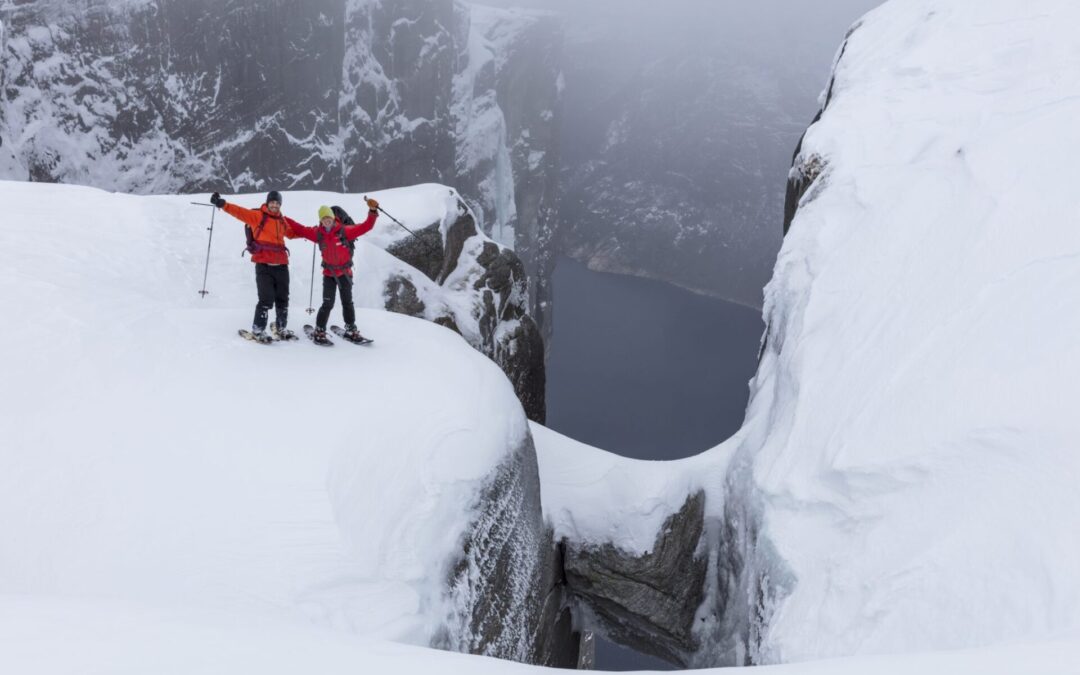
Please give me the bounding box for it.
[210,190,301,340]
[286,199,379,341]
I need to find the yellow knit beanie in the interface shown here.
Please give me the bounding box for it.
[318,205,334,220]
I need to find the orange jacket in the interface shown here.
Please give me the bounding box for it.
[222,202,299,265]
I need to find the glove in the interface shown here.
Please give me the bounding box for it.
[210,192,226,208]
[365,197,379,211]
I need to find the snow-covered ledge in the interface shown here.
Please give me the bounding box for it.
[0,180,576,667]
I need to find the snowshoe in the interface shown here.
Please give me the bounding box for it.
[303,324,334,347]
[239,329,273,345]
[271,324,298,341]
[331,325,373,345]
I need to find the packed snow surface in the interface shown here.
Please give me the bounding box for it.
[752,0,1080,663]
[531,422,734,556]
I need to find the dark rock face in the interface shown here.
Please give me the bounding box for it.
[0,0,345,191]
[562,491,708,666]
[453,4,563,334]
[491,313,546,425]
[783,22,860,236]
[383,274,426,317]
[437,432,581,667]
[385,223,444,282]
[0,0,561,329]
[339,1,458,192]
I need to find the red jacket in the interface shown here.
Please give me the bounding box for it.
[222,203,300,265]
[286,211,377,277]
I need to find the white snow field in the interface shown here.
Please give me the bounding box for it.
[0,179,539,672]
[3,176,1073,675]
[755,0,1080,662]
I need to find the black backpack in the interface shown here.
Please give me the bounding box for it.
[331,205,355,227]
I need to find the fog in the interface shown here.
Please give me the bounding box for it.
[477,0,883,309]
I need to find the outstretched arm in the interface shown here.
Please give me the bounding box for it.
[283,216,317,242]
[344,209,378,241]
[219,201,262,229]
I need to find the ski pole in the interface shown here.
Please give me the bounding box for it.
[306,242,317,314]
[192,202,217,297]
[366,196,441,256]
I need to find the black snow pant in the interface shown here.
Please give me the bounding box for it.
[253,263,290,332]
[315,274,354,331]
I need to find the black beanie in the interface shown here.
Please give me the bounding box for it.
[266,190,283,205]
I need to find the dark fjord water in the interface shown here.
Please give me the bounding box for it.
[546,256,765,670]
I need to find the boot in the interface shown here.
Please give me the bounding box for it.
[272,322,297,341]
[250,327,273,344]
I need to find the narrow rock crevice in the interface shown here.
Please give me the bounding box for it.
[561,491,708,667]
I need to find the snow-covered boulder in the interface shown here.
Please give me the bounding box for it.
[0,180,575,666]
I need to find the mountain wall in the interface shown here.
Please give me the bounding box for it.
[0,0,560,327]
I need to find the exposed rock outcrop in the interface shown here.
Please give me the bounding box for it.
[385,223,444,282]
[783,23,859,236]
[380,200,546,423]
[383,274,427,317]
[562,491,708,666]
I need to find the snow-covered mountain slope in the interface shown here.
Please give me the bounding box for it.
[0,179,574,667]
[530,0,1080,669]
[758,0,1080,661]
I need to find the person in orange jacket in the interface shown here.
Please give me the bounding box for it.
[210,190,301,340]
[284,199,379,342]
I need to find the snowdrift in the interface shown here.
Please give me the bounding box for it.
[0,180,561,669]
[759,0,1080,661]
